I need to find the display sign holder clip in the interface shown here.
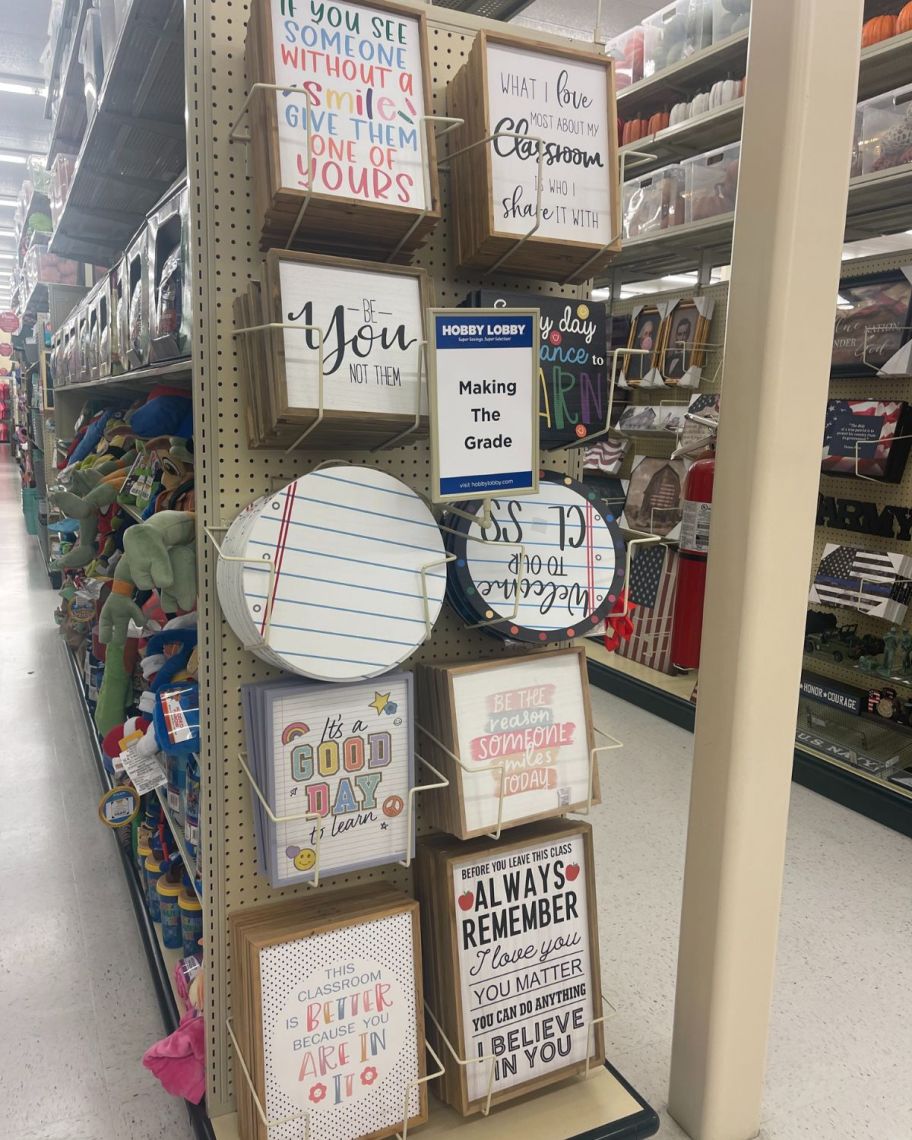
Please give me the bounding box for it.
[237,750,324,887]
[399,753,450,868]
[854,434,912,482]
[386,116,466,263]
[581,347,646,448]
[203,526,279,651]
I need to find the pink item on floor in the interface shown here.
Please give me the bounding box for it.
[142,1010,206,1103]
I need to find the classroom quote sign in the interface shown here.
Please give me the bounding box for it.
[277,255,428,418]
[484,39,614,244]
[262,909,425,1140]
[270,0,431,208]
[451,828,602,1104]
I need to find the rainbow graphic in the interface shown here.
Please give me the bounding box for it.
[281,722,310,745]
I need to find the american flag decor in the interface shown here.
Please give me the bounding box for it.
[821,399,909,480]
[585,437,630,475]
[809,543,912,623]
[616,547,680,674]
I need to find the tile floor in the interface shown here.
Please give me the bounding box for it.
[0,459,194,1140]
[3,446,912,1140]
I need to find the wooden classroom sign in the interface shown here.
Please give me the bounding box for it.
[428,309,539,502]
[415,820,604,1115]
[414,647,599,839]
[237,251,432,449]
[246,0,440,256]
[447,30,620,281]
[230,884,427,1140]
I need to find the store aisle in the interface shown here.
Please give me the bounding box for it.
[0,457,194,1140]
[590,688,912,1139]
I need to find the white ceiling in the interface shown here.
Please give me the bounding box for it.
[512,0,659,43]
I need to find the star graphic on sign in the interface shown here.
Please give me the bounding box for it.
[380,822,389,831]
[369,692,391,716]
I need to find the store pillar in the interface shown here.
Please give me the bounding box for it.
[667,2,864,1138]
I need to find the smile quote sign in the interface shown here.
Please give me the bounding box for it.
[269,0,430,208]
[484,41,614,244]
[451,830,598,1101]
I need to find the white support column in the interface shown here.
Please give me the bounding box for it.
[667,3,864,1139]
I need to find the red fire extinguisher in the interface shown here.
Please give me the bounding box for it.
[671,441,715,672]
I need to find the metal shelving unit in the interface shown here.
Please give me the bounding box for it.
[48,0,186,264]
[46,0,90,162]
[616,31,749,119]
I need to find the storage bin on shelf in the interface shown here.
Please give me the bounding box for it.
[643,0,713,79]
[50,154,76,230]
[683,140,741,224]
[623,162,686,238]
[712,0,750,43]
[858,83,912,176]
[607,26,646,90]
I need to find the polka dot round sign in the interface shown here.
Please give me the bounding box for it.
[445,470,625,643]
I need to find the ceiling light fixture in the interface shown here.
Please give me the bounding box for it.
[0,154,28,165]
[0,80,47,97]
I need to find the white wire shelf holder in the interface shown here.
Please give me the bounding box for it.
[237,749,323,888]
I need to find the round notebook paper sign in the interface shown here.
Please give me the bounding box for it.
[446,470,625,643]
[216,466,446,681]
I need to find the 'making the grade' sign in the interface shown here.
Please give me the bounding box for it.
[428,309,539,502]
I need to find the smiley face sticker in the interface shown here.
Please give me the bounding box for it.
[286,846,317,872]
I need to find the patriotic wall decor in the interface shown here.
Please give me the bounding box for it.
[443,470,625,643]
[821,399,912,483]
[414,647,598,839]
[619,456,691,540]
[809,543,912,624]
[585,437,630,476]
[816,493,912,541]
[615,545,680,674]
[241,674,414,886]
[216,466,446,681]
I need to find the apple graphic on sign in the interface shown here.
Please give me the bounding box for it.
[458,891,475,911]
[565,864,580,882]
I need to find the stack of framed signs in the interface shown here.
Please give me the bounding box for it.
[443,470,625,643]
[244,0,440,257]
[414,647,599,838]
[447,31,620,281]
[216,466,446,680]
[415,819,604,1115]
[229,885,427,1140]
[235,252,431,450]
[241,674,415,887]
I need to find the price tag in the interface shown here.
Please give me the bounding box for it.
[121,746,168,795]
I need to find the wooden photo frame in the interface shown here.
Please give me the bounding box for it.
[237,251,432,449]
[230,884,428,1140]
[832,268,912,377]
[415,819,604,1116]
[246,0,440,258]
[655,297,713,387]
[415,647,599,839]
[447,29,620,282]
[621,305,661,386]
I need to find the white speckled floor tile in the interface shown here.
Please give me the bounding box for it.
[587,685,912,1138]
[0,463,194,1140]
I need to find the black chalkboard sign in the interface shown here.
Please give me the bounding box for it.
[463,290,610,449]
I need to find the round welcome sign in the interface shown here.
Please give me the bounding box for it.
[445,470,625,643]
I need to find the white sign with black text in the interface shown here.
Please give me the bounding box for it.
[428,308,539,502]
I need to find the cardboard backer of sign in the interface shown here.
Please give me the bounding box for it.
[415,819,604,1116]
[414,647,600,839]
[230,884,427,1140]
[428,307,540,502]
[245,0,440,258]
[446,30,620,282]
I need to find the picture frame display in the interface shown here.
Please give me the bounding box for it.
[415,647,599,839]
[655,296,714,387]
[246,0,440,256]
[415,820,604,1116]
[832,269,912,377]
[447,30,620,281]
[821,399,912,483]
[241,673,415,887]
[230,885,427,1140]
[621,306,660,386]
[619,455,691,540]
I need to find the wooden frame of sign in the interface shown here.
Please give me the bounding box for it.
[237,251,433,449]
[446,30,620,282]
[415,819,604,1116]
[230,884,428,1140]
[246,0,440,258]
[415,647,600,839]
